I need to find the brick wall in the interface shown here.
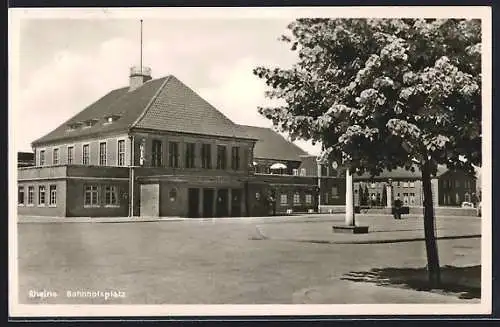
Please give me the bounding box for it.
[33,134,130,167]
[18,180,66,216]
[131,131,254,174]
[66,179,128,217]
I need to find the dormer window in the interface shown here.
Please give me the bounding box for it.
[67,122,83,132]
[104,115,120,124]
[83,119,99,128]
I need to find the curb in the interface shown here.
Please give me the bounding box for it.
[256,234,481,245]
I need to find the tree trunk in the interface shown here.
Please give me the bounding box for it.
[421,160,441,286]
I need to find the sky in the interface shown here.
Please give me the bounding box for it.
[13,17,323,154]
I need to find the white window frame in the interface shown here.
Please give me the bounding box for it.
[49,185,57,206]
[305,194,312,204]
[52,148,59,165]
[84,184,100,207]
[27,186,34,206]
[292,169,299,176]
[99,141,107,166]
[39,149,46,166]
[300,168,306,176]
[409,181,415,188]
[293,192,301,205]
[38,185,46,206]
[104,185,119,207]
[82,143,90,165]
[67,145,75,165]
[403,182,409,188]
[410,192,415,205]
[280,194,288,205]
[117,138,126,167]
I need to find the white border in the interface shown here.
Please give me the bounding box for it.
[9,6,492,317]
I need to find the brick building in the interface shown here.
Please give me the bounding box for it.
[17,66,320,218]
[17,66,476,218]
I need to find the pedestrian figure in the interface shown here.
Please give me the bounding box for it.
[393,197,403,220]
[268,194,276,216]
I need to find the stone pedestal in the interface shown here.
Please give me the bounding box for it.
[386,184,392,209]
[332,225,369,234]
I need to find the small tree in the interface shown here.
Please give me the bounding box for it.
[254,18,481,286]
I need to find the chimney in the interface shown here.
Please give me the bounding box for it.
[129,66,152,91]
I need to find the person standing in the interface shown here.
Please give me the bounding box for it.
[393,197,403,220]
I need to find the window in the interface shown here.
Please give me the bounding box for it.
[396,181,400,187]
[410,192,415,205]
[28,186,34,205]
[370,182,375,188]
[185,143,196,168]
[324,192,329,204]
[305,194,312,204]
[82,144,90,165]
[201,144,212,169]
[331,186,339,198]
[53,148,59,165]
[300,168,306,176]
[118,140,125,166]
[231,146,240,170]
[104,185,119,206]
[169,188,177,201]
[292,169,299,176]
[293,192,301,204]
[39,150,45,166]
[280,194,288,205]
[168,142,179,168]
[456,180,460,188]
[67,146,74,164]
[217,145,227,169]
[84,185,99,206]
[403,193,409,205]
[403,182,409,188]
[409,181,415,188]
[99,142,107,165]
[49,185,57,206]
[464,192,470,203]
[152,140,162,167]
[18,186,25,205]
[38,185,46,206]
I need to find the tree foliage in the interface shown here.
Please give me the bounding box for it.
[254,18,481,177]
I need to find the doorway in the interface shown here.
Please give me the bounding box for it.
[203,188,214,218]
[188,188,200,218]
[140,183,160,217]
[216,188,229,217]
[231,189,242,217]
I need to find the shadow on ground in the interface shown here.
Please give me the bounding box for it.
[340,265,480,300]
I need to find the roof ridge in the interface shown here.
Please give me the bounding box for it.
[130,76,172,129]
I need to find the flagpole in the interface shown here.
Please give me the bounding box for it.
[140,19,143,72]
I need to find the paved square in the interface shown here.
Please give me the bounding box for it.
[17,214,481,304]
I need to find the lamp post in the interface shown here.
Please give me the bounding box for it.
[316,156,324,213]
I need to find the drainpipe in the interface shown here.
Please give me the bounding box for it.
[129,135,135,217]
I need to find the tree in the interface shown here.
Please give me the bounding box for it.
[254,18,481,286]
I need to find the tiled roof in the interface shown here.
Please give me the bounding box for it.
[239,125,309,161]
[134,76,252,139]
[32,75,255,145]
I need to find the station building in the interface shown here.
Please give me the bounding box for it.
[17,66,477,218]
